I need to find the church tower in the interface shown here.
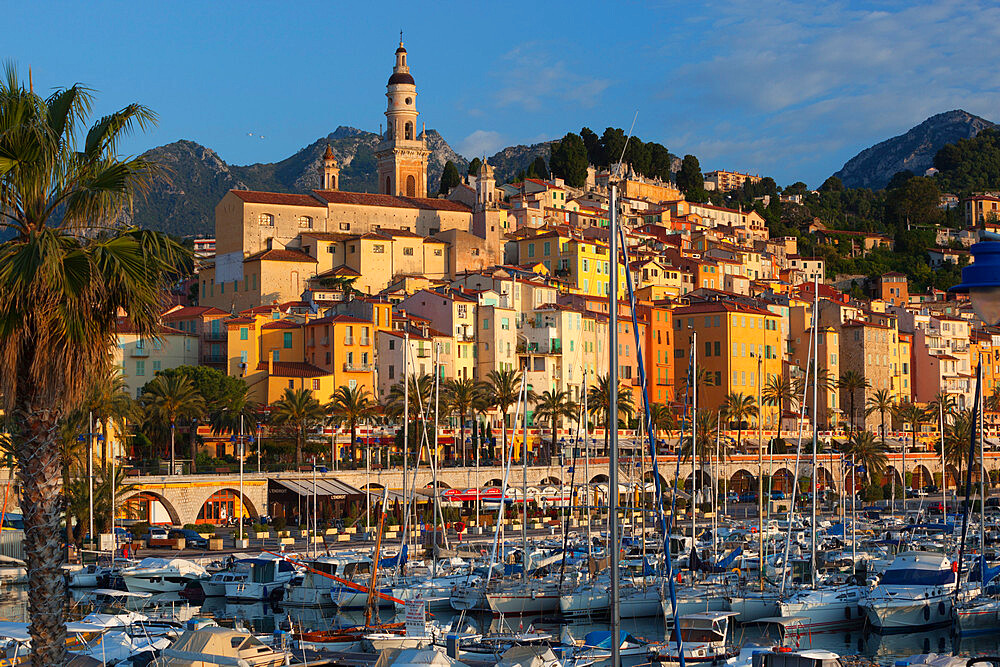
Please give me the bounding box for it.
[319,144,340,190]
[376,37,429,198]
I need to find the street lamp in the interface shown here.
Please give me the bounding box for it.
[951,241,1000,325]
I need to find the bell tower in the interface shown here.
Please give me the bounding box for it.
[319,144,340,190]
[376,36,429,198]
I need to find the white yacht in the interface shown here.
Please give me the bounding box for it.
[121,557,209,594]
[284,551,372,608]
[659,584,731,619]
[863,551,956,632]
[225,557,299,602]
[778,584,866,631]
[647,611,740,664]
[486,579,561,616]
[200,562,250,597]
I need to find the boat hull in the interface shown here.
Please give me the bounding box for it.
[864,595,953,632]
[486,591,560,616]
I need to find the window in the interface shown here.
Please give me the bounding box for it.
[714,341,720,356]
[240,327,248,340]
[543,241,551,256]
[528,244,535,258]
[259,213,274,226]
[483,319,490,330]
[434,249,443,256]
[240,351,248,364]
[704,341,711,357]
[298,216,313,228]
[272,350,280,362]
[283,332,293,348]
[373,244,385,253]
[152,360,161,372]
[403,247,414,256]
[136,360,145,376]
[348,379,357,389]
[340,222,351,231]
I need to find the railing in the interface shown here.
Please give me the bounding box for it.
[202,354,227,364]
[131,347,149,358]
[343,362,375,373]
[321,337,329,346]
[359,338,370,346]
[306,339,316,347]
[204,331,226,342]
[416,349,430,358]
[343,337,354,345]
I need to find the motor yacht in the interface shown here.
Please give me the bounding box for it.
[121,557,209,594]
[224,557,298,602]
[778,584,866,631]
[862,551,956,632]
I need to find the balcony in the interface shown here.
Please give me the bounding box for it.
[359,337,370,347]
[416,348,430,358]
[343,362,375,373]
[306,339,316,347]
[343,337,354,345]
[321,336,329,346]
[202,354,227,364]
[204,330,226,342]
[131,347,149,358]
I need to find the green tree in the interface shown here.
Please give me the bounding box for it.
[762,375,798,425]
[943,408,975,483]
[530,156,550,181]
[587,374,634,456]
[80,368,137,468]
[269,388,325,466]
[328,385,377,464]
[648,403,677,447]
[841,430,887,485]
[580,127,603,166]
[864,388,895,456]
[141,374,205,472]
[676,154,705,199]
[549,132,589,187]
[894,400,929,496]
[720,392,759,453]
[467,157,482,177]
[443,378,486,464]
[484,369,526,462]
[0,68,187,662]
[438,160,461,195]
[532,389,577,464]
[838,370,870,439]
[600,127,627,167]
[155,365,247,412]
[886,176,941,226]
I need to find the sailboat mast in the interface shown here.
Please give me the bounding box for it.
[585,375,592,564]
[521,375,529,584]
[609,180,621,667]
[691,332,698,564]
[810,273,819,588]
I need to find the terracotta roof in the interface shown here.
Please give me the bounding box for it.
[300,231,353,241]
[673,302,775,317]
[162,305,228,320]
[261,320,301,330]
[244,248,317,263]
[313,190,472,213]
[226,317,255,326]
[314,265,362,278]
[256,361,329,378]
[115,317,195,337]
[308,313,371,325]
[230,190,325,207]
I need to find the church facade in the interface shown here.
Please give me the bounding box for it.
[200,40,504,312]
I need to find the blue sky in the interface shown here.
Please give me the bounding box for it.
[9,1,1000,187]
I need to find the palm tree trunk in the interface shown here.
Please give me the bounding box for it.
[170,421,176,473]
[459,412,466,466]
[15,398,69,666]
[100,418,108,470]
[296,427,303,467]
[351,421,358,466]
[551,417,557,466]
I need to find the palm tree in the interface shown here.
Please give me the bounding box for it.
[443,378,486,465]
[678,409,725,492]
[864,389,895,458]
[141,374,205,473]
[838,370,871,440]
[762,374,798,428]
[841,430,887,486]
[270,388,326,466]
[0,67,185,663]
[648,402,677,452]
[384,373,434,420]
[944,408,976,488]
[532,389,577,465]
[209,383,258,438]
[894,400,929,496]
[588,374,634,456]
[329,385,377,465]
[484,369,525,462]
[720,392,759,454]
[81,369,137,468]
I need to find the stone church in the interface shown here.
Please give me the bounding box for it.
[200,40,505,312]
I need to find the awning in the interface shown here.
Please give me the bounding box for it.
[270,477,364,499]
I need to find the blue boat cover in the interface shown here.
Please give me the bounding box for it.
[970,555,1000,584]
[379,545,407,568]
[583,630,638,649]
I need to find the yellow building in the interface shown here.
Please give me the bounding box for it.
[672,302,783,428]
[512,231,626,298]
[114,319,200,399]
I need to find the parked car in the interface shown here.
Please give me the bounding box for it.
[738,492,757,503]
[928,501,944,515]
[169,528,208,549]
[770,491,786,500]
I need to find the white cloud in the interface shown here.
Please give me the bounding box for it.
[493,42,612,112]
[459,130,505,160]
[660,0,1000,184]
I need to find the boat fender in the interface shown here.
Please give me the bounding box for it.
[777,647,792,653]
[923,605,930,621]
[732,568,741,576]
[952,561,958,573]
[938,601,946,616]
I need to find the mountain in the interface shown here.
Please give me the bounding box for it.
[132,127,561,238]
[832,110,997,189]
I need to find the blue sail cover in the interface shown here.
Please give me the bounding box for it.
[379,545,407,568]
[970,555,1000,584]
[583,630,638,649]
[716,547,743,569]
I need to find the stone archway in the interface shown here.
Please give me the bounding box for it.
[945,465,960,489]
[121,490,181,526]
[729,469,755,494]
[194,488,260,524]
[771,468,795,494]
[540,476,561,486]
[815,467,837,494]
[406,175,416,197]
[484,478,503,487]
[911,465,933,489]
